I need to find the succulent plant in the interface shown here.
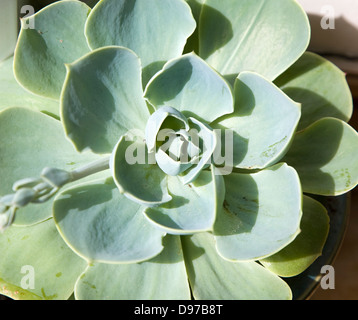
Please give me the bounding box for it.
[0,0,357,300]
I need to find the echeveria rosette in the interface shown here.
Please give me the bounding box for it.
[0,0,357,300]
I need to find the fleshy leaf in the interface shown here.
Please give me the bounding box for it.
[260,195,329,277]
[85,0,196,84]
[0,219,87,300]
[144,166,224,234]
[53,178,165,264]
[61,46,150,154]
[144,53,234,123]
[0,57,59,117]
[180,117,217,184]
[155,141,194,176]
[282,117,358,195]
[275,52,353,130]
[183,0,205,53]
[111,135,172,206]
[213,71,301,169]
[214,163,302,261]
[199,0,310,81]
[0,107,102,226]
[145,106,189,154]
[75,235,190,300]
[14,0,91,99]
[182,232,292,300]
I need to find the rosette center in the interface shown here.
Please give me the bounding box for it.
[144,106,217,184]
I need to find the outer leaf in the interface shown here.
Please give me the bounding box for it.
[111,135,172,206]
[85,0,100,7]
[282,117,358,196]
[213,71,301,169]
[183,0,205,53]
[199,0,310,81]
[144,166,225,234]
[14,0,91,99]
[0,57,59,117]
[75,235,190,300]
[275,52,353,131]
[53,177,165,264]
[85,0,196,83]
[61,46,150,154]
[144,53,233,123]
[214,163,302,261]
[260,195,329,277]
[0,219,87,300]
[182,232,292,300]
[0,107,101,226]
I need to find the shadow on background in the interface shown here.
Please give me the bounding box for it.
[305,13,358,58]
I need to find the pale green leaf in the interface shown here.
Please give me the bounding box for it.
[144,106,189,154]
[180,117,218,184]
[111,135,172,206]
[282,117,358,195]
[199,0,310,81]
[260,195,329,277]
[144,166,225,234]
[75,235,190,300]
[0,57,59,117]
[183,0,205,53]
[53,177,165,264]
[0,107,102,226]
[85,0,196,84]
[213,71,301,169]
[14,0,91,99]
[155,143,193,176]
[214,163,302,261]
[61,46,150,154]
[144,53,233,123]
[0,219,87,300]
[182,232,292,300]
[275,52,353,130]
